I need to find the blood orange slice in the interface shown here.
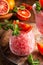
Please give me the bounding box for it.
[0,0,9,15]
[16,9,31,21]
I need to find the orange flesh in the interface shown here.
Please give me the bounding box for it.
[0,0,9,15]
[13,21,32,32]
[18,9,30,17]
[37,43,43,55]
[37,43,43,48]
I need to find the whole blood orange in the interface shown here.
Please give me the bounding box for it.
[0,0,9,15]
[6,0,15,10]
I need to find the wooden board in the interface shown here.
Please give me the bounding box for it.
[0,23,43,65]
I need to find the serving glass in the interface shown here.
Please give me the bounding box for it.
[32,4,43,41]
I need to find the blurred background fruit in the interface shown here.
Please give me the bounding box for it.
[6,0,15,10]
[0,0,9,15]
[0,13,13,19]
[16,9,31,21]
[37,42,43,55]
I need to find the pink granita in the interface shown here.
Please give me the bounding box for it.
[9,22,35,56]
[33,4,43,34]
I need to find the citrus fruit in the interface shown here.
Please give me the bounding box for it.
[37,42,43,55]
[21,3,32,10]
[6,0,15,10]
[0,13,13,19]
[13,20,32,31]
[16,9,31,21]
[39,0,43,8]
[0,0,9,15]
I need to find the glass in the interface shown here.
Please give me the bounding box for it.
[32,4,43,36]
[9,28,35,56]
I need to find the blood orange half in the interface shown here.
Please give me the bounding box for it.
[16,9,31,21]
[0,0,9,15]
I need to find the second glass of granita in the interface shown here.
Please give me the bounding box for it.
[32,1,43,35]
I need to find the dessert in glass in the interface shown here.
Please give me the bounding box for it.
[32,0,43,55]
[9,21,35,56]
[32,0,43,36]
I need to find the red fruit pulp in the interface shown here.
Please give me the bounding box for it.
[16,9,31,21]
[22,3,32,10]
[13,21,32,32]
[37,43,43,55]
[0,0,9,15]
[39,0,43,8]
